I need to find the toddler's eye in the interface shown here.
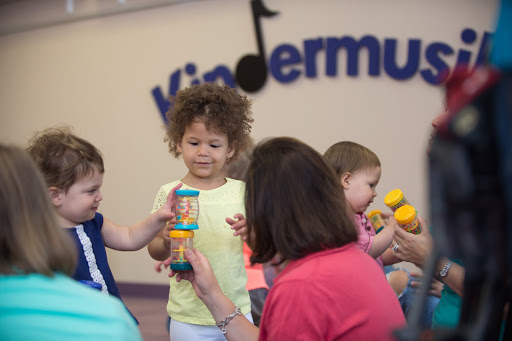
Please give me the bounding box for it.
[211,145,220,148]
[189,142,198,146]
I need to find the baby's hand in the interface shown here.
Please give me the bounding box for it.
[226,213,248,240]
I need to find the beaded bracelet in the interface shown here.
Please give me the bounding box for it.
[216,306,243,334]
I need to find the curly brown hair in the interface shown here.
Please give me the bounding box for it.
[165,83,254,161]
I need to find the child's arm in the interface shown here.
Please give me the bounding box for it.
[147,220,175,261]
[381,248,401,265]
[368,216,396,258]
[101,183,182,252]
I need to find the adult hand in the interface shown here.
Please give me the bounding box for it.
[168,248,223,304]
[410,271,444,298]
[226,213,248,241]
[169,249,260,341]
[392,215,433,269]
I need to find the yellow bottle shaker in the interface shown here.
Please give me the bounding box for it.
[394,205,422,235]
[384,189,410,212]
[367,209,386,233]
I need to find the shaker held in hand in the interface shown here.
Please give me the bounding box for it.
[170,230,195,271]
[384,189,410,213]
[170,189,200,271]
[394,205,422,235]
[175,189,199,230]
[368,209,386,234]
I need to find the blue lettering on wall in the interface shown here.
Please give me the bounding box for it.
[151,27,492,122]
[326,35,380,77]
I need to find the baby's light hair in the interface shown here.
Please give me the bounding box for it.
[27,126,104,192]
[323,141,380,177]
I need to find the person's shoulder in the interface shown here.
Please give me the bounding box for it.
[224,178,246,196]
[225,177,245,185]
[158,179,182,192]
[81,212,103,229]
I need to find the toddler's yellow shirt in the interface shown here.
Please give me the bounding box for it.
[152,178,251,325]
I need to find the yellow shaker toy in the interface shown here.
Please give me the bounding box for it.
[170,230,195,271]
[384,189,411,213]
[394,205,422,235]
[367,209,386,234]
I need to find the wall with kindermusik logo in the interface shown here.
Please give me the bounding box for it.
[0,0,499,284]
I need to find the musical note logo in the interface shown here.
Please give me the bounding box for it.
[236,0,278,93]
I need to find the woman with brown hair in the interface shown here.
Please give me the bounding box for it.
[169,137,405,341]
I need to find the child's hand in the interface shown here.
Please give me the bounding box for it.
[160,183,183,219]
[162,218,177,248]
[226,213,248,240]
[154,260,170,273]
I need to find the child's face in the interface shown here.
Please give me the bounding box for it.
[55,168,103,227]
[178,120,234,186]
[343,166,381,214]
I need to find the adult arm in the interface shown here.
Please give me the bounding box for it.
[434,258,465,297]
[170,248,259,341]
[393,215,464,297]
[102,183,182,252]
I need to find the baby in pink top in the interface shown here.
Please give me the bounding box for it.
[324,141,398,267]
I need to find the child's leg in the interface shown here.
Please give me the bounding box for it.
[386,267,441,328]
[169,312,253,341]
[387,269,409,298]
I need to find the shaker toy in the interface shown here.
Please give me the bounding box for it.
[394,204,422,235]
[170,189,200,271]
[367,209,386,234]
[170,230,195,271]
[175,189,199,230]
[384,189,411,213]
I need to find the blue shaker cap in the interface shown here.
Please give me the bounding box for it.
[176,189,200,196]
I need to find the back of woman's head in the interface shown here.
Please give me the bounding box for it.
[245,137,358,264]
[323,141,380,177]
[0,144,77,276]
[26,126,104,192]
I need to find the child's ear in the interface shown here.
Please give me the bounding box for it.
[48,186,63,207]
[227,145,235,159]
[341,172,351,190]
[177,141,183,154]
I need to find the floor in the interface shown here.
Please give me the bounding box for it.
[120,283,170,341]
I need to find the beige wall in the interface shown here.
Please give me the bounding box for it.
[0,0,498,284]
